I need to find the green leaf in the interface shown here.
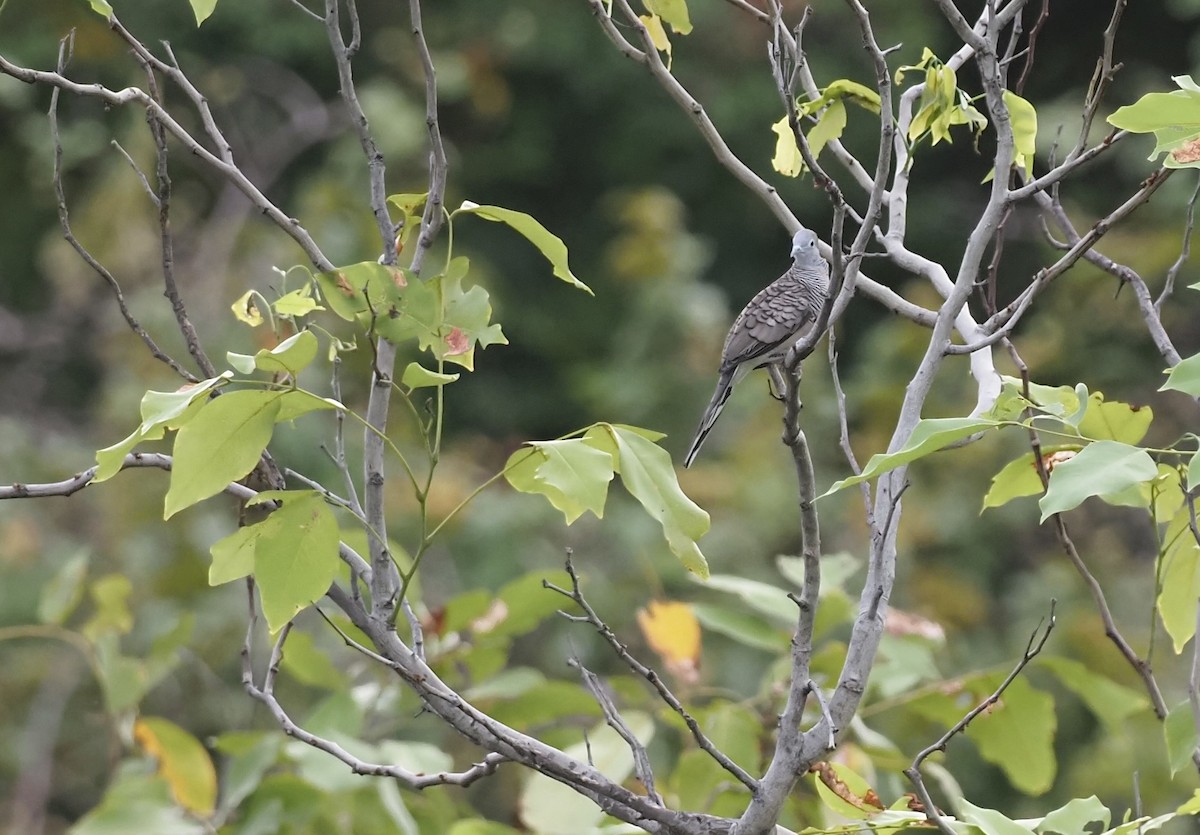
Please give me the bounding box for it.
[1162,353,1200,395]
[1038,657,1148,733]
[134,717,218,815]
[69,762,207,835]
[94,374,231,483]
[280,629,346,690]
[640,13,673,63]
[823,78,882,113]
[253,492,340,631]
[968,675,1056,795]
[599,424,710,576]
[464,667,546,702]
[164,390,282,519]
[958,800,1037,835]
[401,361,460,388]
[1037,796,1111,835]
[504,439,615,524]
[702,575,797,624]
[771,116,804,177]
[1157,506,1200,653]
[1077,393,1152,444]
[226,330,319,377]
[85,0,113,18]
[691,602,784,651]
[189,0,219,25]
[209,522,263,586]
[983,452,1050,510]
[83,574,133,639]
[807,100,848,165]
[823,416,1000,497]
[1108,78,1200,168]
[454,202,592,294]
[272,285,324,318]
[38,549,90,625]
[1038,441,1158,521]
[315,261,411,321]
[1165,700,1199,776]
[1004,90,1038,173]
[643,0,691,34]
[275,389,341,423]
[1190,446,1200,493]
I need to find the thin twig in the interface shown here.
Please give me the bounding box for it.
[1157,173,1200,312]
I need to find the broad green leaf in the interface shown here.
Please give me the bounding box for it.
[401,361,459,388]
[83,574,133,639]
[279,629,346,690]
[454,202,592,294]
[702,575,797,624]
[212,733,281,817]
[692,602,784,651]
[164,390,281,519]
[1038,441,1158,521]
[602,424,710,576]
[823,416,1000,496]
[968,676,1056,795]
[273,285,324,318]
[69,762,206,835]
[807,100,848,165]
[1178,789,1200,815]
[210,521,264,585]
[983,452,1048,510]
[519,713,653,834]
[434,262,508,369]
[1162,353,1200,395]
[315,261,410,321]
[94,374,231,483]
[189,0,219,25]
[275,389,341,423]
[253,492,340,631]
[1101,813,1178,835]
[1004,90,1037,173]
[1038,796,1111,835]
[37,549,89,625]
[1165,700,1199,776]
[1108,78,1200,168]
[959,800,1037,835]
[1038,657,1148,733]
[823,78,882,113]
[226,330,319,377]
[643,0,691,34]
[1190,446,1200,492]
[1157,506,1200,653]
[1077,393,1152,444]
[134,717,218,815]
[504,439,615,524]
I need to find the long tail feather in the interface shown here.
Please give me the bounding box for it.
[683,369,736,468]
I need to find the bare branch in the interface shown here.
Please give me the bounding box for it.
[1157,173,1200,312]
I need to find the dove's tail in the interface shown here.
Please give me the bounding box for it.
[683,367,738,468]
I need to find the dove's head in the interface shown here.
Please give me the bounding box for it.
[791,227,822,264]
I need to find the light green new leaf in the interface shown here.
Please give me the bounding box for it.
[274,389,341,423]
[982,450,1056,510]
[771,116,804,177]
[1037,796,1111,835]
[1038,657,1148,733]
[189,0,219,25]
[967,676,1056,795]
[1178,789,1200,815]
[807,100,848,165]
[96,375,233,483]
[254,492,340,631]
[1161,352,1200,395]
[823,416,1000,497]
[401,362,460,388]
[164,390,282,519]
[86,0,113,18]
[1165,700,1199,776]
[272,285,324,318]
[958,800,1037,835]
[644,0,691,34]
[1156,506,1200,653]
[454,202,592,294]
[227,329,319,377]
[1038,441,1157,521]
[209,524,264,585]
[823,78,882,113]
[604,425,710,576]
[1004,90,1038,173]
[702,575,798,624]
[1189,446,1200,493]
[1108,77,1200,169]
[504,439,614,524]
[1077,393,1152,444]
[640,14,672,64]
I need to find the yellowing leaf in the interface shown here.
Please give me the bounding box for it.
[771,115,803,177]
[640,14,671,61]
[1004,90,1037,172]
[644,0,691,34]
[134,716,218,815]
[231,290,264,326]
[637,600,701,683]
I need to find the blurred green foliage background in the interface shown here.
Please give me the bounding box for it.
[4,0,1200,831]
